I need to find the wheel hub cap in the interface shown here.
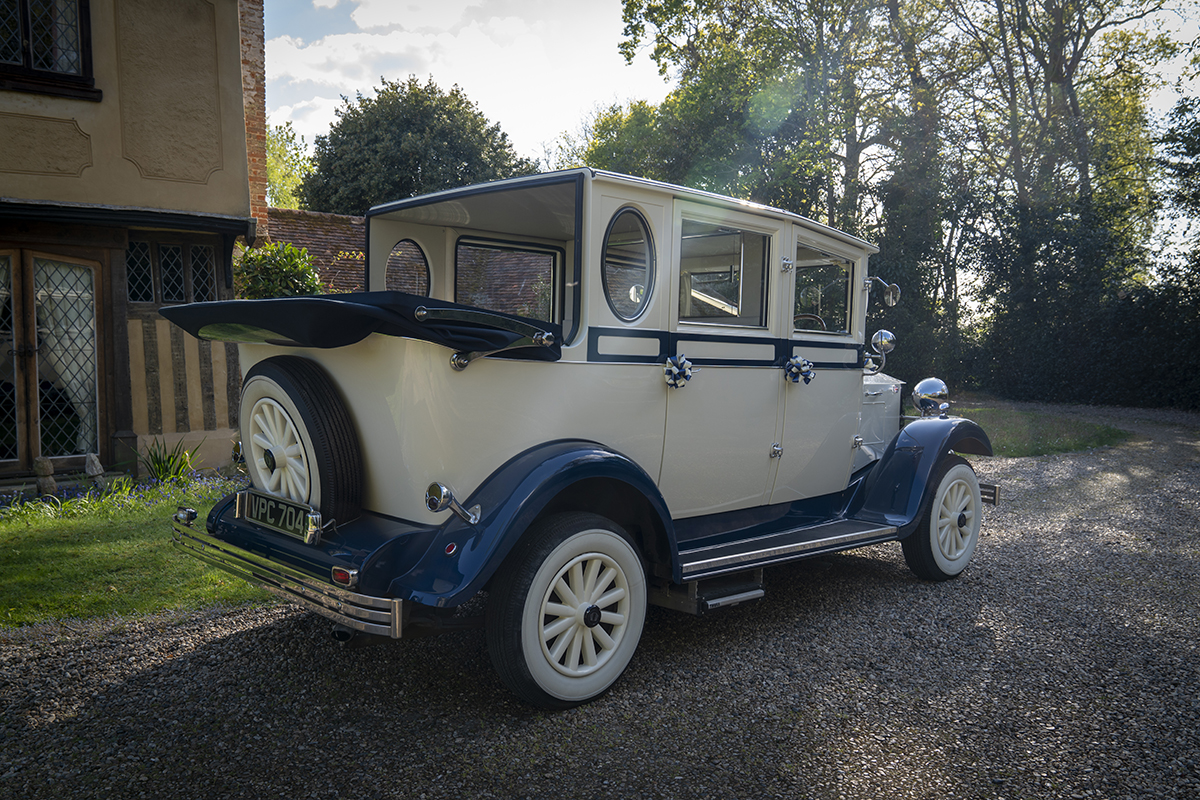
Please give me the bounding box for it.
[582,605,602,628]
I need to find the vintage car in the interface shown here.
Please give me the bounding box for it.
[165,169,997,708]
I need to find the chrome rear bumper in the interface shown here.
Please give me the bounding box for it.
[171,520,403,638]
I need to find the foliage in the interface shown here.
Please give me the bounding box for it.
[0,475,269,626]
[234,241,326,299]
[266,121,313,209]
[136,438,203,483]
[601,0,1193,408]
[300,76,539,216]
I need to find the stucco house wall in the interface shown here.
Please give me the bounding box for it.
[0,0,266,478]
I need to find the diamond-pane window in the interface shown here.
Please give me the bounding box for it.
[29,0,81,75]
[160,245,185,303]
[1,4,21,65]
[0,256,16,460]
[33,257,97,457]
[1,0,95,100]
[126,241,154,303]
[191,245,215,302]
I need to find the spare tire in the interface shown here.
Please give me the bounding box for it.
[239,356,363,523]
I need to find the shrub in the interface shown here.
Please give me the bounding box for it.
[137,438,203,483]
[234,241,326,299]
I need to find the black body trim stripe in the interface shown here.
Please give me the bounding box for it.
[587,326,864,368]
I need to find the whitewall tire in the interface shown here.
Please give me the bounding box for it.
[487,513,647,708]
[902,457,981,581]
[239,356,363,523]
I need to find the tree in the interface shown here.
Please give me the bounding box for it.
[266,121,313,209]
[300,77,538,216]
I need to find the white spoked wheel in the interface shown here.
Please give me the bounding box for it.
[245,395,312,504]
[538,550,634,679]
[903,457,981,581]
[239,357,363,522]
[488,513,646,709]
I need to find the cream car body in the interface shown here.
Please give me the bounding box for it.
[166,169,997,709]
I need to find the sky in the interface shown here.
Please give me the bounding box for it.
[264,0,676,161]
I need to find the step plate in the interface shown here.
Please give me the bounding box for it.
[680,519,898,579]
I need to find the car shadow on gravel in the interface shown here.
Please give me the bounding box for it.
[5,446,1199,800]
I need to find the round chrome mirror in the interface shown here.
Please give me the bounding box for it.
[425,482,452,513]
[912,377,950,417]
[883,283,901,307]
[871,329,896,355]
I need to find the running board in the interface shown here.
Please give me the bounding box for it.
[649,571,765,615]
[678,519,898,580]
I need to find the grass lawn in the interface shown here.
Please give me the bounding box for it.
[0,477,270,627]
[951,397,1132,457]
[0,396,1135,628]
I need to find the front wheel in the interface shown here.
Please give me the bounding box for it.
[487,513,647,709]
[902,457,981,581]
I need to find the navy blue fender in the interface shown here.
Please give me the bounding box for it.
[381,440,674,608]
[852,417,992,535]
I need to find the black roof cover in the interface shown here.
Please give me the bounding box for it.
[159,292,562,362]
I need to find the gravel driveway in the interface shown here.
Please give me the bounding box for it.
[3,403,1198,799]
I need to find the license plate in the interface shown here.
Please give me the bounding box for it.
[236,490,320,544]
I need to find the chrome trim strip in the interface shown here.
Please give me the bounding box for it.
[171,521,402,638]
[680,523,897,577]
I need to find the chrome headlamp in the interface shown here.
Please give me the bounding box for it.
[912,378,950,417]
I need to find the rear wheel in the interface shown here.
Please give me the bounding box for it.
[240,356,363,523]
[487,513,647,709]
[902,456,981,581]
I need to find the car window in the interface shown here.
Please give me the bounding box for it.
[793,254,850,334]
[385,239,430,295]
[678,219,769,327]
[602,209,654,321]
[455,240,557,323]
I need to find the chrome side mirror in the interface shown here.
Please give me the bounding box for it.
[864,329,895,375]
[425,482,481,525]
[864,276,901,307]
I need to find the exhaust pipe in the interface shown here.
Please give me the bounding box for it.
[331,624,391,649]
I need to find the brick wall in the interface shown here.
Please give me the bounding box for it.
[267,208,366,293]
[239,0,268,241]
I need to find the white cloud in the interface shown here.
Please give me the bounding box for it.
[266,0,673,159]
[349,0,478,31]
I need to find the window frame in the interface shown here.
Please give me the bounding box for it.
[453,236,564,324]
[601,207,656,323]
[384,238,431,296]
[0,0,100,101]
[677,217,771,330]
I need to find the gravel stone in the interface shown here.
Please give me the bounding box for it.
[2,402,1198,799]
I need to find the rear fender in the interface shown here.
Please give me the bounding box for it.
[852,417,992,534]
[388,440,673,608]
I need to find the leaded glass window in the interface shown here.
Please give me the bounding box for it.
[127,241,154,303]
[191,245,214,302]
[0,0,95,99]
[29,0,81,75]
[34,257,97,457]
[0,255,16,460]
[1,4,21,65]
[124,239,219,305]
[160,245,185,302]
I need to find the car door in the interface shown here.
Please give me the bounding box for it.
[770,238,865,504]
[657,201,785,520]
